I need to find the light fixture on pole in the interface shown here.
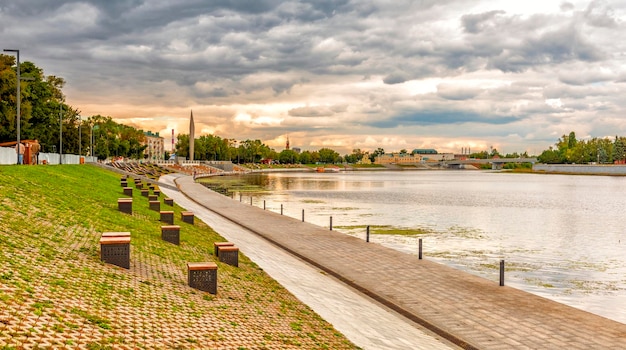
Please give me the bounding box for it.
[3,49,20,164]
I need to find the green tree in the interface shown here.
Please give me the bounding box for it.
[299,150,313,164]
[537,147,563,164]
[369,148,385,162]
[568,131,577,149]
[279,149,299,164]
[318,148,339,163]
[613,136,625,163]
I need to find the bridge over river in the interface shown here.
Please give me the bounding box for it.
[443,157,538,169]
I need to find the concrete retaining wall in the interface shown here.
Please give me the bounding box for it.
[533,164,626,175]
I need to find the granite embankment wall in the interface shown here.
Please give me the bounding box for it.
[533,164,626,175]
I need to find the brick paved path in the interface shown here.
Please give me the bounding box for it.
[173,175,626,349]
[161,174,457,349]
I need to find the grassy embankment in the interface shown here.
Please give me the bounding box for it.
[0,165,358,349]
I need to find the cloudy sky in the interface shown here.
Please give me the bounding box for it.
[2,0,625,154]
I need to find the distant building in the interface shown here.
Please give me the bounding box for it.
[143,131,164,161]
[412,149,438,155]
[375,152,422,165]
[292,147,301,154]
[375,150,455,164]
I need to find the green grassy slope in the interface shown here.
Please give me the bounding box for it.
[0,165,358,349]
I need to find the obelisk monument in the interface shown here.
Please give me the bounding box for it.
[189,110,195,161]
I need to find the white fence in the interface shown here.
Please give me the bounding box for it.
[0,147,97,165]
[0,147,15,164]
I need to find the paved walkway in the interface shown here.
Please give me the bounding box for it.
[160,174,457,350]
[166,174,626,349]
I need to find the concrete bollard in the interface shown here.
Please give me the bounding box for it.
[419,238,423,259]
[500,260,505,286]
[330,216,333,231]
[366,225,370,242]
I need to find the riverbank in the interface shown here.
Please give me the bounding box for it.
[174,174,626,349]
[0,165,358,349]
[533,163,626,175]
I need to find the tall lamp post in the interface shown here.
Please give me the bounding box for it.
[59,104,63,164]
[3,49,20,164]
[78,116,81,157]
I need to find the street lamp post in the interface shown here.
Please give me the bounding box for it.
[3,49,20,164]
[90,124,94,157]
[59,104,63,164]
[78,116,81,157]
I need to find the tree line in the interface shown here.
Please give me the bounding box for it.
[1,54,148,160]
[537,131,626,164]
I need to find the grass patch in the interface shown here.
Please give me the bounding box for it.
[334,225,432,235]
[0,165,357,349]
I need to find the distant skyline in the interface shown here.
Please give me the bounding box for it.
[2,0,625,154]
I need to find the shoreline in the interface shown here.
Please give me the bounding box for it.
[173,174,626,349]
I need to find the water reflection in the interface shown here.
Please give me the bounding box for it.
[231,170,626,324]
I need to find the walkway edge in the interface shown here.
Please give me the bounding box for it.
[172,175,479,350]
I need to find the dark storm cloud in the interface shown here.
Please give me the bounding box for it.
[461,10,506,34]
[369,110,520,128]
[1,0,625,154]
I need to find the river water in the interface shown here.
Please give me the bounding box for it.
[225,170,626,324]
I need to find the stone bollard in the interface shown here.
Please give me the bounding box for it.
[219,246,239,267]
[187,262,218,294]
[160,211,174,225]
[148,194,158,201]
[181,211,194,224]
[100,236,130,269]
[141,189,149,197]
[135,183,143,189]
[161,225,180,245]
[164,198,174,206]
[149,200,160,211]
[500,260,505,286]
[419,238,423,260]
[153,190,161,197]
[123,187,133,196]
[214,242,234,257]
[118,198,132,214]
[121,180,127,188]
